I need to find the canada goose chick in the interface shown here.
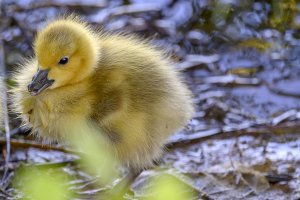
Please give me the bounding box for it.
[12,17,194,170]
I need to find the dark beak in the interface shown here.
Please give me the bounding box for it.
[27,69,54,96]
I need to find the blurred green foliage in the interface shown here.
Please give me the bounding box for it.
[14,167,73,200]
[270,0,296,30]
[13,123,197,199]
[67,122,118,185]
[145,173,197,200]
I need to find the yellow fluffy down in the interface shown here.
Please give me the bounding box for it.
[11,16,194,170]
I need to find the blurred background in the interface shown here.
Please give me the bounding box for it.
[1,0,300,199]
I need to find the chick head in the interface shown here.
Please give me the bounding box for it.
[28,18,99,96]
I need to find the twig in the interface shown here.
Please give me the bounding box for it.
[176,54,220,71]
[0,34,11,184]
[0,126,31,137]
[265,174,293,183]
[200,75,261,86]
[7,0,107,12]
[111,3,161,16]
[0,137,77,154]
[89,3,161,23]
[166,119,300,148]
[28,160,78,169]
[271,109,298,125]
[266,81,300,98]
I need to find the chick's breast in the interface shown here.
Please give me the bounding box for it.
[12,59,94,141]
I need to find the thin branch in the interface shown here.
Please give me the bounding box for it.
[0,126,31,137]
[0,137,77,154]
[7,0,107,12]
[166,119,300,149]
[0,36,11,184]
[266,81,300,98]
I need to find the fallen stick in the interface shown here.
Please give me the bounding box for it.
[0,137,76,154]
[166,120,300,148]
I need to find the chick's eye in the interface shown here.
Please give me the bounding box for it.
[58,57,69,65]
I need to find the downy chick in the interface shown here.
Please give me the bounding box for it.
[12,16,194,170]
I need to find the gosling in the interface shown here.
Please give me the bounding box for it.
[11,16,194,171]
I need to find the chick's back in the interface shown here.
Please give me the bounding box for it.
[90,34,194,169]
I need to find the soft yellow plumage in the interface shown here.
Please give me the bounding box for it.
[11,16,194,170]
